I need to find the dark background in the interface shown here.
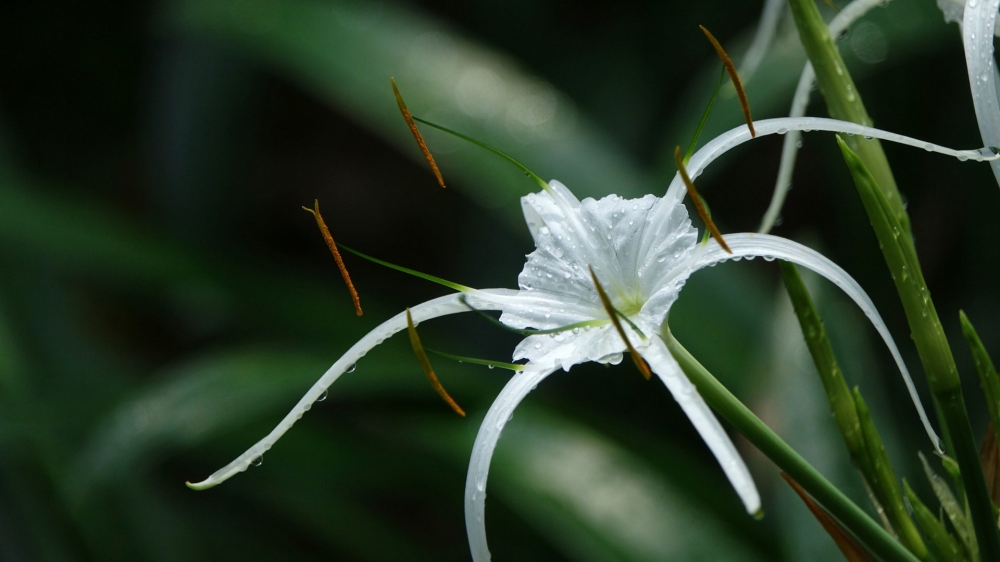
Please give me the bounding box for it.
[0,0,996,560]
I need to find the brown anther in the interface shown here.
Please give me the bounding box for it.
[391,77,446,188]
[699,25,755,138]
[674,147,731,254]
[588,266,652,380]
[781,473,875,561]
[302,200,363,316]
[406,308,466,417]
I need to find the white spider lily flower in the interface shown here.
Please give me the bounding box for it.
[461,177,937,561]
[185,115,981,559]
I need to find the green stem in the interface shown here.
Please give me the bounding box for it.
[664,330,919,562]
[785,0,910,237]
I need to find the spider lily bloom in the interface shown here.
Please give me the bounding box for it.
[185,106,990,557]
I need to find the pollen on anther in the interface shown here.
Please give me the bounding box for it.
[302,200,364,316]
[406,308,466,417]
[391,77,447,188]
[674,147,731,254]
[699,25,755,138]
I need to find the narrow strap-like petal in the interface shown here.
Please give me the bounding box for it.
[963,0,1000,189]
[466,365,560,562]
[187,290,515,490]
[685,233,943,452]
[641,336,761,514]
[662,117,998,207]
[759,0,890,233]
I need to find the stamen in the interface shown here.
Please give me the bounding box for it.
[674,147,732,254]
[588,266,652,380]
[338,243,473,293]
[425,348,523,372]
[459,296,608,336]
[411,116,552,194]
[391,78,446,188]
[699,25,756,138]
[406,308,465,416]
[302,200,363,316]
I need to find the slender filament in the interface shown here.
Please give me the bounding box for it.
[699,25,756,137]
[674,147,732,254]
[406,308,465,416]
[412,116,551,193]
[338,243,473,293]
[426,348,524,372]
[302,200,363,316]
[391,77,446,188]
[588,266,652,380]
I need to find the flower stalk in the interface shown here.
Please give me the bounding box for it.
[664,330,920,562]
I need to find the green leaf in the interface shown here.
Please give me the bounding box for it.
[852,389,927,559]
[920,452,977,561]
[904,480,968,562]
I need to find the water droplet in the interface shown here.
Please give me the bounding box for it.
[317,390,328,402]
[795,140,803,148]
[863,136,873,140]
[777,127,788,135]
[763,255,776,262]
[252,456,263,467]
[346,363,356,373]
[534,342,542,349]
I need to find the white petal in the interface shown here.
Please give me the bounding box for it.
[963,0,1000,189]
[689,233,943,452]
[466,365,560,562]
[761,0,979,233]
[737,0,786,83]
[663,117,999,208]
[187,290,510,490]
[519,185,666,305]
[513,324,626,371]
[641,336,761,515]
[467,290,599,331]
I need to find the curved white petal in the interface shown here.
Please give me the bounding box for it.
[684,233,943,452]
[187,290,512,490]
[466,365,560,562]
[759,0,903,233]
[663,117,999,208]
[738,0,786,83]
[517,185,698,316]
[963,0,1000,189]
[641,336,761,514]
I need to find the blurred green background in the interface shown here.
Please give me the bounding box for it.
[2,0,999,560]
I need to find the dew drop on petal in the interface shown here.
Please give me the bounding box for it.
[346,363,357,373]
[251,456,263,467]
[317,390,328,402]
